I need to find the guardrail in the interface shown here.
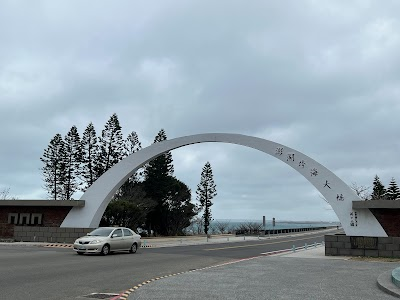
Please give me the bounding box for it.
[235,226,337,236]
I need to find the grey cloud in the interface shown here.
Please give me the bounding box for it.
[1,1,399,221]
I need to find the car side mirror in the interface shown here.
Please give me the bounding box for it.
[112,234,117,238]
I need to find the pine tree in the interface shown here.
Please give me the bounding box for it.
[40,134,66,200]
[62,125,82,200]
[125,131,142,156]
[144,129,174,200]
[143,129,176,235]
[385,178,400,200]
[124,131,143,182]
[196,162,217,235]
[114,131,143,199]
[371,175,386,200]
[80,122,98,191]
[101,182,157,231]
[146,129,174,176]
[96,113,125,178]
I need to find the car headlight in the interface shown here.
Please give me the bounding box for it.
[89,240,101,244]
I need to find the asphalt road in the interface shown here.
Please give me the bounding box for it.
[128,249,399,300]
[0,231,327,300]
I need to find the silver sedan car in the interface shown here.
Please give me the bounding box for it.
[73,227,141,255]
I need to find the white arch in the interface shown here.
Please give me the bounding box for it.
[61,133,387,237]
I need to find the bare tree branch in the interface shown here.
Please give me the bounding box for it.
[350,182,371,200]
[215,220,231,234]
[0,187,17,200]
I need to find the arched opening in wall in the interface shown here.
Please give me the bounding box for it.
[99,145,337,238]
[97,143,337,236]
[171,143,337,225]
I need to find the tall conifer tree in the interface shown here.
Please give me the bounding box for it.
[144,129,175,235]
[80,122,98,191]
[62,125,82,199]
[385,178,400,200]
[145,129,174,177]
[125,131,142,156]
[144,129,174,196]
[196,161,217,235]
[124,131,143,182]
[115,131,144,198]
[96,113,124,178]
[371,175,386,200]
[40,134,66,200]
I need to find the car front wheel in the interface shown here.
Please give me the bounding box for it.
[101,244,110,256]
[129,243,137,254]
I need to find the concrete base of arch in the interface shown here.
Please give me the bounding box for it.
[60,133,387,237]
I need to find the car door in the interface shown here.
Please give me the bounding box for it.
[110,228,124,250]
[122,228,134,249]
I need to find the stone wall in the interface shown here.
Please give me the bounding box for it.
[325,234,400,257]
[13,226,94,243]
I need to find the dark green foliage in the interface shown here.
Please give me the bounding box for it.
[162,177,196,235]
[40,134,66,200]
[143,129,173,235]
[80,122,98,191]
[385,177,400,200]
[143,176,196,235]
[144,129,174,202]
[371,175,386,200]
[41,121,197,236]
[145,129,174,177]
[101,182,156,231]
[96,113,125,178]
[142,129,196,235]
[115,131,144,200]
[62,126,82,199]
[196,161,217,234]
[103,176,196,235]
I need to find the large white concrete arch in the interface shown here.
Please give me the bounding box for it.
[61,133,387,237]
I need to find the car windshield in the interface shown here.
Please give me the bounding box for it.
[87,228,114,237]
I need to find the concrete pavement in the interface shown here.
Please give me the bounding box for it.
[121,245,400,300]
[2,228,399,299]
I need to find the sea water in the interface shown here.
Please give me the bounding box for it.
[187,219,340,234]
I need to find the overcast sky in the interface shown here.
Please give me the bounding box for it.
[1,1,399,222]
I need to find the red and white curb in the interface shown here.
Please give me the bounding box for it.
[44,244,73,248]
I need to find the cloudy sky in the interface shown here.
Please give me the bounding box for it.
[1,0,399,223]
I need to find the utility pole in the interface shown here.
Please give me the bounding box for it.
[263,216,266,235]
[273,217,276,234]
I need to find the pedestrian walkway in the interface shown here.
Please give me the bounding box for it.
[121,246,400,300]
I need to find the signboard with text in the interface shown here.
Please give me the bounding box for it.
[350,236,378,250]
